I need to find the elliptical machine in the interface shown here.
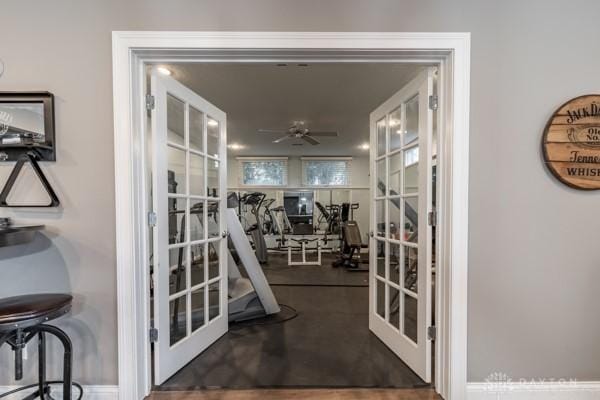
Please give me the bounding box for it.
[239,192,269,263]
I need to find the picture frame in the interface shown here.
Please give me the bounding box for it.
[0,92,56,161]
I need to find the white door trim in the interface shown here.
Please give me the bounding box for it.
[112,31,470,400]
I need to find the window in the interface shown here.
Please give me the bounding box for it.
[302,158,351,186]
[238,157,288,186]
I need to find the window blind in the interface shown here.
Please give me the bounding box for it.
[301,157,351,186]
[237,157,288,186]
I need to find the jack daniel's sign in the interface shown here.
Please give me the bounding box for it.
[543,95,600,189]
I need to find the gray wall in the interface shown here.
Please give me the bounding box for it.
[1,0,599,386]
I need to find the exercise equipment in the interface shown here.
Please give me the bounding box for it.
[315,201,340,234]
[226,208,281,322]
[239,192,268,263]
[270,204,292,248]
[332,220,367,270]
[288,237,322,266]
[330,202,368,270]
[261,198,277,234]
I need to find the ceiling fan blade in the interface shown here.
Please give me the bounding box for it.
[258,129,288,134]
[302,135,320,145]
[306,131,338,137]
[273,134,293,143]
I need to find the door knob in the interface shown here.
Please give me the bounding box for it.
[221,231,228,238]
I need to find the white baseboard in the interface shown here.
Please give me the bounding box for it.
[0,384,118,400]
[468,381,600,400]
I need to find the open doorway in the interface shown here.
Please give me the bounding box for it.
[112,31,470,400]
[145,62,438,391]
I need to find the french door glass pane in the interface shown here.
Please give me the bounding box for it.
[208,241,220,280]
[207,117,220,157]
[403,198,418,243]
[208,282,220,321]
[377,118,386,157]
[189,106,204,153]
[189,153,205,196]
[169,198,187,245]
[404,95,419,146]
[389,107,403,152]
[404,160,418,195]
[376,159,386,196]
[191,288,205,332]
[376,279,385,318]
[404,246,418,293]
[388,198,400,240]
[169,295,187,346]
[389,242,401,285]
[207,201,220,238]
[167,94,185,146]
[190,243,206,287]
[375,200,385,237]
[389,285,400,330]
[189,201,205,242]
[376,241,386,278]
[168,146,186,195]
[404,293,418,344]
[207,159,220,198]
[168,247,187,296]
[389,152,402,195]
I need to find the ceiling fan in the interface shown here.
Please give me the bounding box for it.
[257,121,338,145]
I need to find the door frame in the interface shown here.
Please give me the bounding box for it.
[112,31,470,400]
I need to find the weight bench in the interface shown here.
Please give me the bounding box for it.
[288,237,322,266]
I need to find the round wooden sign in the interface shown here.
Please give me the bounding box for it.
[543,94,600,190]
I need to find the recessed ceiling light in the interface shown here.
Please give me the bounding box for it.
[156,66,171,76]
[228,143,244,150]
[359,143,370,150]
[207,119,218,127]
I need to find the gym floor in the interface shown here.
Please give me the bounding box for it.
[158,253,426,390]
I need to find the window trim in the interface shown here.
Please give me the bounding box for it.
[301,156,353,187]
[237,156,289,187]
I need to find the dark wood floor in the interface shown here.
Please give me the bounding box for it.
[147,388,441,400]
[159,253,425,390]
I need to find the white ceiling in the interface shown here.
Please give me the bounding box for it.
[160,63,426,156]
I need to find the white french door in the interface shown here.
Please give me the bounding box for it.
[150,71,228,384]
[369,68,435,383]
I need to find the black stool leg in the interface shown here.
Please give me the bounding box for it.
[38,331,47,400]
[14,329,24,381]
[36,325,72,400]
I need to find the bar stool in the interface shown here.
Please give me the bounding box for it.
[0,294,82,399]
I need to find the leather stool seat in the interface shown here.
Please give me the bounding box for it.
[0,294,72,332]
[0,293,78,399]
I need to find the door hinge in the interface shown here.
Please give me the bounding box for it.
[149,328,158,343]
[148,211,157,227]
[428,95,438,111]
[428,210,437,227]
[146,94,155,110]
[427,326,437,341]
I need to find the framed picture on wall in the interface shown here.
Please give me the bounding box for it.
[0,92,56,161]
